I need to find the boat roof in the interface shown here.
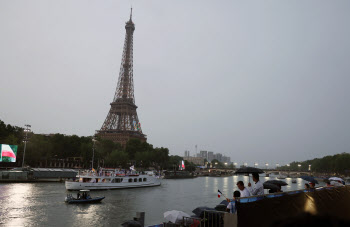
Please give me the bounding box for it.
[80,190,90,192]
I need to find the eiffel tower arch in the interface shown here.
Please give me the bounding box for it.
[97,9,147,146]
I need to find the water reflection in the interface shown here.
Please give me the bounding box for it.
[1,184,35,226]
[0,175,327,226]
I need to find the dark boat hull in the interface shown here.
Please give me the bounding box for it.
[66,197,105,204]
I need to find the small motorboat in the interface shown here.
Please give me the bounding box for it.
[277,174,287,179]
[65,190,105,204]
[292,179,297,183]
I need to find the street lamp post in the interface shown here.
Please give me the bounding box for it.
[22,124,31,168]
[265,163,269,170]
[92,135,97,170]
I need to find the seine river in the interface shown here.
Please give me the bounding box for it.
[0,174,325,226]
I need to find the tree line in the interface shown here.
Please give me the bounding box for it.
[278,153,350,174]
[0,119,187,170]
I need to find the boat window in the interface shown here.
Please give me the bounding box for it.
[134,178,137,182]
[143,178,147,182]
[111,179,116,183]
[139,178,142,182]
[129,178,132,183]
[116,178,121,183]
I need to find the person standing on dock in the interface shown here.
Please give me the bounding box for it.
[247,173,264,196]
[236,181,251,197]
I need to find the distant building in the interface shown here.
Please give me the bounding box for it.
[208,152,214,162]
[199,150,208,159]
[215,153,223,162]
[222,156,231,163]
[183,156,204,166]
[184,150,190,157]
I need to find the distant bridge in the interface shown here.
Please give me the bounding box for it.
[204,168,312,176]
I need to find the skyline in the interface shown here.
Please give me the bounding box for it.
[1,1,350,165]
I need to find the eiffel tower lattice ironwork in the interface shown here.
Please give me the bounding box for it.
[97,9,146,145]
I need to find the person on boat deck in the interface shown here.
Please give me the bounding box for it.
[247,173,264,196]
[304,183,310,190]
[236,181,251,197]
[77,192,81,199]
[226,190,241,214]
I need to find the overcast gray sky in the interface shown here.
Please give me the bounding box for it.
[1,0,350,166]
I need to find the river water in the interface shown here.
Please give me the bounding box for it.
[0,174,325,226]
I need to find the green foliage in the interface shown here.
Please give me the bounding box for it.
[279,153,350,174]
[228,163,235,169]
[0,119,174,170]
[211,159,225,168]
[167,155,183,170]
[135,151,154,169]
[105,150,129,168]
[0,120,23,145]
[184,160,196,172]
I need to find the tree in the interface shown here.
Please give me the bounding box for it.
[184,160,196,172]
[105,150,129,168]
[211,159,225,168]
[167,155,182,170]
[125,139,142,159]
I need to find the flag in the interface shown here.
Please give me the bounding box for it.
[182,160,185,170]
[0,144,18,162]
[218,190,222,198]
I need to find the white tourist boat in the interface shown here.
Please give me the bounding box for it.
[65,170,161,190]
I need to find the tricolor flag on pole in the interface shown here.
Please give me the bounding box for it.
[0,144,18,162]
[182,160,185,170]
[218,190,222,198]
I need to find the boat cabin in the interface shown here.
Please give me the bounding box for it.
[77,190,91,199]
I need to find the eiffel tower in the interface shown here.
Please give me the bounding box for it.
[97,9,146,146]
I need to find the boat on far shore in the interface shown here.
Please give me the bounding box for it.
[163,170,197,179]
[277,174,287,179]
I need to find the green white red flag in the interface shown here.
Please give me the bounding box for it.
[0,144,18,162]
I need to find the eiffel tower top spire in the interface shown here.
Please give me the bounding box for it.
[130,7,133,21]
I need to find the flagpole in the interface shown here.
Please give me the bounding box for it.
[22,124,31,168]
